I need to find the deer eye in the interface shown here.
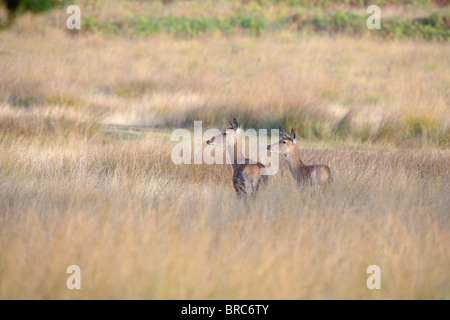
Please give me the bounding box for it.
[282,141,286,144]
[223,133,227,136]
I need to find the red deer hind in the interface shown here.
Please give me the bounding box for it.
[206,118,268,199]
[267,129,332,187]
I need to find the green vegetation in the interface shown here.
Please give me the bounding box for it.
[79,11,449,40]
[69,0,450,40]
[240,0,447,6]
[0,0,72,26]
[152,104,449,148]
[82,13,266,37]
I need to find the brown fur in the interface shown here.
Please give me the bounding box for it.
[233,161,268,199]
[207,119,268,199]
[291,163,332,187]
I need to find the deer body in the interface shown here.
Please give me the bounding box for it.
[207,118,268,199]
[283,143,332,187]
[267,129,332,187]
[233,160,267,198]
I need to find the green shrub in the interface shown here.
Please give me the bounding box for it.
[1,0,73,26]
[78,9,449,41]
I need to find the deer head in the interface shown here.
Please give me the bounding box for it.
[206,118,241,149]
[267,128,297,155]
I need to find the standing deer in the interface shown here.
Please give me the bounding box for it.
[267,129,332,187]
[206,118,268,199]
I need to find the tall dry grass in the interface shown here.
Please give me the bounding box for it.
[0,126,448,299]
[0,10,449,299]
[0,20,449,146]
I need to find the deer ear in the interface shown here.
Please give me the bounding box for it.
[280,129,288,139]
[232,118,239,130]
[291,129,296,141]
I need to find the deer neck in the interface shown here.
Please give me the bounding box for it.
[284,146,306,179]
[226,134,245,171]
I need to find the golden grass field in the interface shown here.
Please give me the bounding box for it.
[0,3,449,299]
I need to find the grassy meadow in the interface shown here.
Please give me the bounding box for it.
[0,1,449,299]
